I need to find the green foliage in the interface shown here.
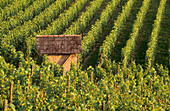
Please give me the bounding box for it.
[145,0,167,68]
[0,0,169,110]
[0,54,169,110]
[122,0,151,67]
[0,0,57,34]
[81,0,121,60]
[99,0,136,66]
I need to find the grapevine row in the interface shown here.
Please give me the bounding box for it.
[1,0,57,34]
[63,0,105,35]
[0,53,169,110]
[0,0,169,110]
[1,0,74,36]
[0,0,15,9]
[154,0,169,67]
[145,0,167,68]
[132,0,160,65]
[80,0,121,60]
[38,0,92,35]
[121,0,151,67]
[1,0,75,51]
[99,0,136,65]
[0,0,35,21]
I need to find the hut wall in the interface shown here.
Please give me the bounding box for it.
[48,55,70,65]
[48,54,77,73]
[63,54,77,73]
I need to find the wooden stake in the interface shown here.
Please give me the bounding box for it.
[114,82,116,89]
[91,72,93,84]
[123,55,125,61]
[28,73,30,87]
[117,65,120,73]
[10,82,13,103]
[145,105,147,110]
[78,106,81,110]
[64,88,66,97]
[102,101,105,111]
[67,75,70,91]
[28,73,30,79]
[141,85,143,98]
[147,57,149,62]
[152,104,154,109]
[107,94,110,103]
[19,62,21,67]
[3,99,8,111]
[31,65,34,76]
[12,68,15,74]
[41,90,43,98]
[150,80,152,90]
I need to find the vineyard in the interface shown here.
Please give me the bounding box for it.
[0,0,169,110]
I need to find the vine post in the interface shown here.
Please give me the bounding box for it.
[31,65,34,76]
[102,101,105,111]
[10,82,13,103]
[3,99,8,111]
[67,74,70,91]
[12,68,15,74]
[107,94,110,103]
[141,85,143,98]
[91,72,93,84]
[64,88,66,97]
